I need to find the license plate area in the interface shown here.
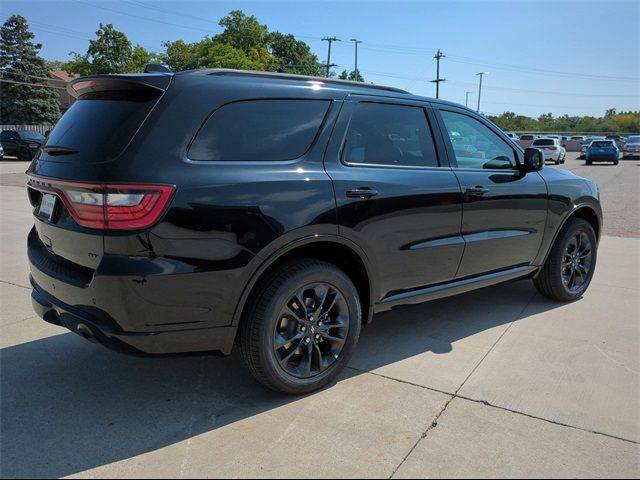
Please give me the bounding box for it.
[38,193,58,222]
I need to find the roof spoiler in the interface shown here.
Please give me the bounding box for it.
[68,74,172,98]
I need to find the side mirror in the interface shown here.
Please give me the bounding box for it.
[523,148,544,172]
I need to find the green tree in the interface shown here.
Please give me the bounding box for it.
[215,10,268,53]
[267,32,321,76]
[338,69,365,82]
[64,24,153,75]
[0,15,60,124]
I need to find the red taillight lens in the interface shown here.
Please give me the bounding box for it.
[28,177,174,231]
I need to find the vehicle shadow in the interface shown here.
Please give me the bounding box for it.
[0,280,563,478]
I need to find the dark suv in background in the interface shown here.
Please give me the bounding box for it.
[1,129,45,161]
[26,69,602,394]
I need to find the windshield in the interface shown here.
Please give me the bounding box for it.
[532,139,555,146]
[19,131,45,141]
[627,136,640,143]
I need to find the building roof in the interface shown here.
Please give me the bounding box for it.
[49,70,77,82]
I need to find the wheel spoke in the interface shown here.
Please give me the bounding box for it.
[313,342,325,372]
[302,340,313,377]
[275,331,303,348]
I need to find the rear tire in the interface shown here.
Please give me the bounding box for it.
[239,259,361,395]
[19,148,30,162]
[534,218,597,302]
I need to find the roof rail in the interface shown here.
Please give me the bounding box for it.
[202,68,411,94]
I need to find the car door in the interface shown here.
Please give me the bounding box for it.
[433,106,548,278]
[324,97,464,300]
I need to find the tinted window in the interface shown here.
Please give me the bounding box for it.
[591,141,615,147]
[41,92,159,162]
[440,111,517,170]
[189,99,330,161]
[628,136,640,143]
[532,139,556,146]
[1,131,17,141]
[343,102,438,167]
[19,131,45,141]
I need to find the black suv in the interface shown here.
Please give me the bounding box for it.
[1,129,45,161]
[26,70,602,394]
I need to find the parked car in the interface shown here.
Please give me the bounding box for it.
[586,139,619,165]
[0,143,4,160]
[580,136,605,159]
[531,137,566,165]
[519,134,537,141]
[26,69,603,394]
[505,132,519,140]
[570,136,586,141]
[0,129,45,161]
[621,135,640,158]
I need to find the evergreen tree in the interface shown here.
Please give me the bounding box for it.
[0,15,60,124]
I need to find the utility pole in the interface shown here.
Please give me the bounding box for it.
[465,91,472,108]
[322,37,341,78]
[350,38,363,81]
[430,49,446,99]
[476,72,489,113]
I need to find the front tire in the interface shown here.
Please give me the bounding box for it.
[239,259,361,395]
[534,218,597,301]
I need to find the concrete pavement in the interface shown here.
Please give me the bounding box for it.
[0,157,638,478]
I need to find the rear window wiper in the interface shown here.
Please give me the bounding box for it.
[42,146,79,156]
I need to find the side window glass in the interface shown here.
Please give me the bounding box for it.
[189,99,330,161]
[440,111,517,169]
[343,102,439,168]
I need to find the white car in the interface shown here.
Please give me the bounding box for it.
[531,137,566,165]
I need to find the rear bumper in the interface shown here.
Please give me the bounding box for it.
[31,276,236,355]
[586,154,618,161]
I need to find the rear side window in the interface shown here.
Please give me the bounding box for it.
[342,102,439,168]
[532,139,555,146]
[41,91,160,162]
[189,99,330,161]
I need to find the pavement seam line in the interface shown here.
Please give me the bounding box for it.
[0,279,30,290]
[388,392,455,479]
[349,367,639,446]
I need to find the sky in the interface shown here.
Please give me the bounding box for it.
[2,0,639,118]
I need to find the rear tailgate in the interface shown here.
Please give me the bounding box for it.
[27,74,172,281]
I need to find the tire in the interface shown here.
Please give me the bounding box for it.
[613,160,619,165]
[19,148,30,162]
[534,218,597,302]
[586,160,591,165]
[239,259,361,395]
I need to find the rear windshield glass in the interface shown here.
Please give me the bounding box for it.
[532,139,555,146]
[40,91,159,162]
[20,131,45,141]
[590,141,614,147]
[189,99,330,161]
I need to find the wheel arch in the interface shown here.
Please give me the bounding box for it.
[231,235,377,330]
[540,203,602,266]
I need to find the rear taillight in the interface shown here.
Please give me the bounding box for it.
[28,176,174,231]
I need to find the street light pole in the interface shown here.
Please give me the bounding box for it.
[465,91,472,108]
[476,72,489,113]
[350,39,363,81]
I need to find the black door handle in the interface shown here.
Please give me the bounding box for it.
[465,186,489,196]
[346,188,379,199]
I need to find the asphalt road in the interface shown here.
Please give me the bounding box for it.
[0,157,638,478]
